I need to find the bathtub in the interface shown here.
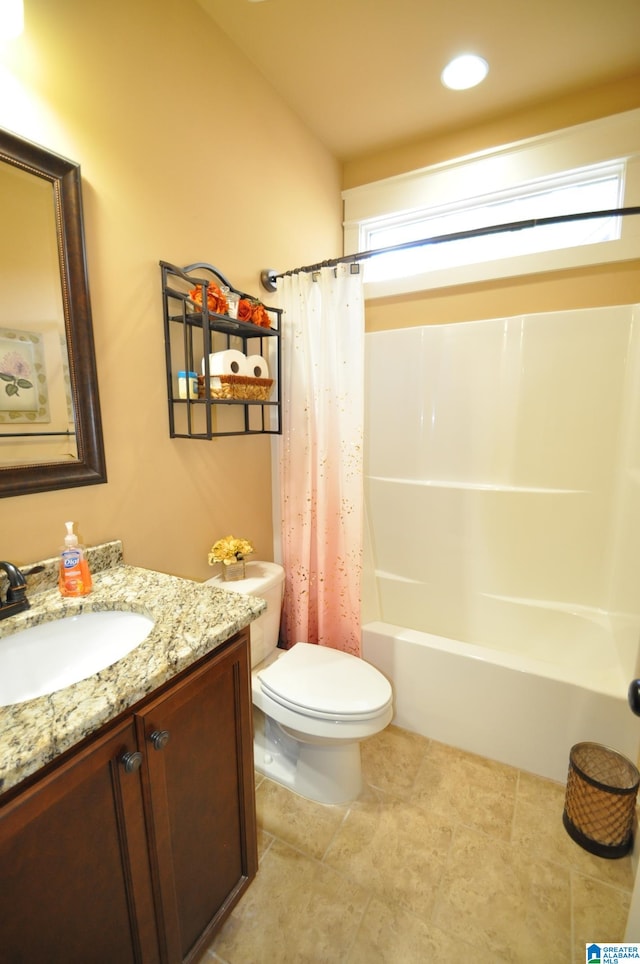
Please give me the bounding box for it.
[362,616,639,783]
[363,307,640,784]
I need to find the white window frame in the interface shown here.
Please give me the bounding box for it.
[342,109,640,299]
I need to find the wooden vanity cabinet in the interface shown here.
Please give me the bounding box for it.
[0,717,160,964]
[138,629,257,962]
[0,629,257,964]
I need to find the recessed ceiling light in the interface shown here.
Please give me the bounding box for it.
[441,54,489,91]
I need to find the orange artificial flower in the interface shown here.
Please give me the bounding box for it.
[237,298,254,322]
[189,284,229,316]
[237,298,271,328]
[251,303,271,328]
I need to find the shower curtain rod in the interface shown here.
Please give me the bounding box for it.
[260,206,640,292]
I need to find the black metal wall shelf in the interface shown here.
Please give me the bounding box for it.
[160,261,282,439]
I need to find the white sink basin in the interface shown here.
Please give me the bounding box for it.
[0,610,155,707]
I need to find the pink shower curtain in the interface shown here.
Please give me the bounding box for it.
[276,264,364,656]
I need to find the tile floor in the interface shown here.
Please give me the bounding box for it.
[206,725,634,964]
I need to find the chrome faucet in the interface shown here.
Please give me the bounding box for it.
[0,561,30,620]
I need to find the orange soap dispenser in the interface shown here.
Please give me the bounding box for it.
[58,521,93,597]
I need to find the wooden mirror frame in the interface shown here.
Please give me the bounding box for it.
[0,129,106,498]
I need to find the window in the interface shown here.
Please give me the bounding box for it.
[363,164,624,283]
[343,110,640,297]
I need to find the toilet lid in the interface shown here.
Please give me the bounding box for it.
[257,642,392,721]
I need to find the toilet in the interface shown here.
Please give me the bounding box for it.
[205,561,393,805]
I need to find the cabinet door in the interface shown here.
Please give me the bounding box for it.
[137,632,257,963]
[0,718,159,964]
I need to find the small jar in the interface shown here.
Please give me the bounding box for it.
[226,291,240,319]
[177,371,198,399]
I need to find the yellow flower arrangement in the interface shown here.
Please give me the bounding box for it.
[208,535,254,567]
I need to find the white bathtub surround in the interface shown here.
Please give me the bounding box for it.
[364,305,640,782]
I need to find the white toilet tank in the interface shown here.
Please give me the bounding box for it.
[204,561,285,667]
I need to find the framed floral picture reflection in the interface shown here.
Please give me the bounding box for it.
[0,327,50,423]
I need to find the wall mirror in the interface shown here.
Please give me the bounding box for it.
[0,128,106,497]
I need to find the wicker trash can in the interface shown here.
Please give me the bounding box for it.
[563,742,640,858]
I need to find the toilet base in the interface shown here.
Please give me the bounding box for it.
[253,708,363,806]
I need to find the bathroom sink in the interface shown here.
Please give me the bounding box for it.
[0,610,154,707]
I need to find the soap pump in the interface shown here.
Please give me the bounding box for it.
[58,521,92,597]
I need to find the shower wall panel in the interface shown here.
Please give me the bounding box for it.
[364,306,640,659]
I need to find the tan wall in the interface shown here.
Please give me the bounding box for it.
[345,73,640,333]
[343,72,640,189]
[365,261,640,332]
[0,0,342,577]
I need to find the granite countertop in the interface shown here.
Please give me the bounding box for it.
[0,545,265,797]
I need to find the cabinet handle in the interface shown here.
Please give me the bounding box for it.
[149,729,170,751]
[120,750,143,773]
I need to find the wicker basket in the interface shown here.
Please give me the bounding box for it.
[563,742,640,858]
[197,374,273,401]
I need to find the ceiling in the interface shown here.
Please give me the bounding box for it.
[196,0,640,162]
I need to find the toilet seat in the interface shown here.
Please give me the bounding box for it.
[257,642,393,722]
